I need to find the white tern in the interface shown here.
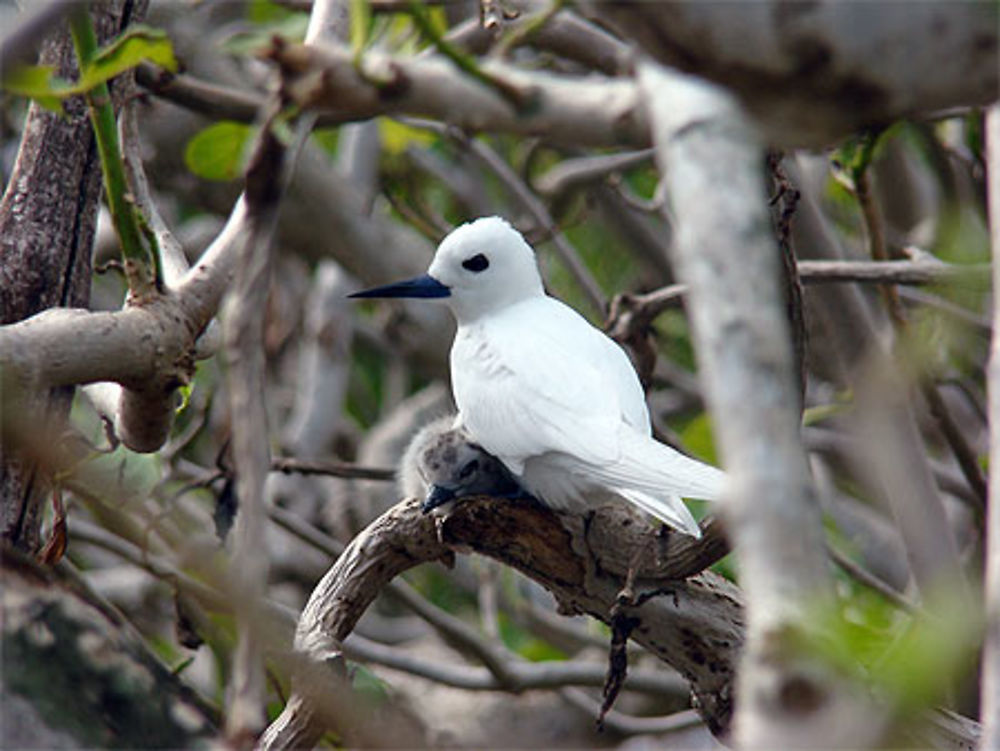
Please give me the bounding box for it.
[353,216,725,537]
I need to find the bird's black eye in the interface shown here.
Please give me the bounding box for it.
[461,253,489,273]
[458,459,479,479]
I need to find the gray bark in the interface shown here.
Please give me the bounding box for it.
[0,0,146,552]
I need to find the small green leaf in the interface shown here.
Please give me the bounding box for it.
[175,383,192,413]
[1,64,68,111]
[378,118,435,156]
[2,25,175,108]
[80,26,178,91]
[248,0,296,24]
[184,122,254,181]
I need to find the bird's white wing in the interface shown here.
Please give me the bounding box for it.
[452,298,632,473]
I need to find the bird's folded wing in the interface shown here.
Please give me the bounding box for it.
[454,312,628,472]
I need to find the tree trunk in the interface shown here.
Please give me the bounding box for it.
[0,0,145,552]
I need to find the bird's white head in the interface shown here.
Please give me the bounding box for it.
[351,217,545,324]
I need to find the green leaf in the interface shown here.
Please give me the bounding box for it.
[184,122,254,182]
[248,0,296,24]
[1,64,68,111]
[80,25,177,90]
[379,118,435,156]
[2,25,176,108]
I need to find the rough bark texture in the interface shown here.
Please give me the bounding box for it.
[0,0,145,552]
[261,497,743,749]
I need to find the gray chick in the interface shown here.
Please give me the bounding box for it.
[399,415,531,513]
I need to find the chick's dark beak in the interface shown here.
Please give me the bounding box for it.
[421,485,456,513]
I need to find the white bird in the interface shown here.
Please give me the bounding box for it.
[353,216,725,537]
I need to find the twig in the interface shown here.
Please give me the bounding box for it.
[561,689,703,737]
[533,149,655,198]
[68,7,156,298]
[849,138,988,511]
[799,259,989,288]
[270,457,395,481]
[605,260,990,357]
[341,632,686,696]
[264,41,648,148]
[897,287,992,335]
[407,0,531,110]
[119,96,188,289]
[825,543,919,614]
[599,607,638,729]
[223,93,302,739]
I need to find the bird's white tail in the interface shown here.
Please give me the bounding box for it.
[614,487,703,538]
[593,428,726,536]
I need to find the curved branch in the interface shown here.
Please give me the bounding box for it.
[263,497,742,749]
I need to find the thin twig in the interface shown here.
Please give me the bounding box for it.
[797,259,989,288]
[341,632,685,696]
[270,456,395,481]
[533,149,655,197]
[561,688,702,737]
[850,146,989,511]
[407,0,530,109]
[826,543,919,614]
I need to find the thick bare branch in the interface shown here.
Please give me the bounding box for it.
[263,497,743,749]
[640,61,881,746]
[590,1,998,147]
[266,39,648,148]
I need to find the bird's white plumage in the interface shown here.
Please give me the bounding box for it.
[414,217,723,537]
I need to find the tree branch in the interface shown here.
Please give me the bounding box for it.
[980,102,1000,751]
[590,1,998,147]
[640,61,880,746]
[262,497,743,749]
[265,38,648,148]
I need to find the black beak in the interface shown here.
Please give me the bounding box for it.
[421,485,456,513]
[350,274,450,300]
